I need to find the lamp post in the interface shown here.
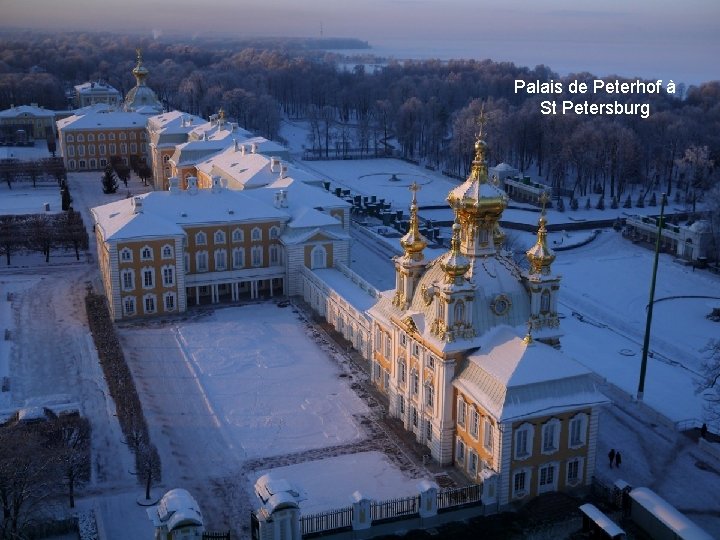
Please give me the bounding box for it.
[637,192,667,401]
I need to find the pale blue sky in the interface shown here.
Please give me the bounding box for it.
[3,0,718,83]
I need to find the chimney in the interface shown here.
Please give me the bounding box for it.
[234,139,239,152]
[280,189,288,208]
[211,175,222,193]
[132,196,143,213]
[240,144,246,156]
[186,176,198,195]
[274,191,282,209]
[168,176,180,194]
[250,143,257,154]
[270,157,280,173]
[280,164,288,179]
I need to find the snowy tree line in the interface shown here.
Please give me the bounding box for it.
[84,293,161,502]
[0,209,88,264]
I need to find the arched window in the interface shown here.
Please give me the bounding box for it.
[232,228,244,243]
[120,248,133,262]
[454,300,465,324]
[195,231,207,246]
[196,251,208,272]
[251,246,263,267]
[311,245,327,269]
[123,296,136,316]
[163,292,176,312]
[269,245,280,265]
[140,246,153,261]
[65,134,74,142]
[214,230,226,244]
[251,227,262,241]
[269,226,280,239]
[120,269,135,291]
[161,265,175,286]
[232,248,245,268]
[161,244,174,259]
[215,249,227,271]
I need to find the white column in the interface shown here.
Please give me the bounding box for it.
[270,278,274,297]
[195,286,199,305]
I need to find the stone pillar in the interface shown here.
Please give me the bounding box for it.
[418,480,438,518]
[351,492,372,530]
[195,286,199,305]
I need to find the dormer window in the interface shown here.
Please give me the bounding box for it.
[269,226,280,239]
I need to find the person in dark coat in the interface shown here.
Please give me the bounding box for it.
[608,448,616,467]
[615,451,622,468]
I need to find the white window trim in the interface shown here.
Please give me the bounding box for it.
[161,264,175,287]
[195,231,207,246]
[483,418,494,453]
[566,456,585,487]
[196,250,208,272]
[310,244,327,270]
[161,244,174,260]
[251,245,263,267]
[269,226,280,239]
[251,227,262,241]
[140,245,153,261]
[143,293,157,314]
[122,296,136,316]
[455,437,465,464]
[512,467,532,500]
[568,413,588,449]
[215,249,227,271]
[120,268,135,291]
[163,291,176,312]
[514,422,535,461]
[538,461,559,494]
[457,397,466,428]
[232,228,244,243]
[470,408,480,440]
[214,230,226,244]
[232,247,245,269]
[141,267,155,289]
[468,450,478,477]
[541,418,561,455]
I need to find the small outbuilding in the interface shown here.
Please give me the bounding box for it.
[147,488,204,540]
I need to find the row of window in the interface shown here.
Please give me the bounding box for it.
[396,359,435,409]
[66,131,145,142]
[457,397,495,453]
[190,246,280,272]
[123,292,176,316]
[511,456,585,500]
[66,142,143,157]
[121,244,174,263]
[194,227,280,246]
[121,266,175,291]
[513,414,588,461]
[68,158,132,170]
[397,396,433,442]
[455,438,488,477]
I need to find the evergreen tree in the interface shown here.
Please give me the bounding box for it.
[101,166,118,194]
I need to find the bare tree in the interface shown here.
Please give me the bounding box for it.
[697,339,720,425]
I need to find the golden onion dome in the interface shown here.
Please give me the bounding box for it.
[526,213,556,274]
[441,220,470,280]
[447,136,507,220]
[400,182,428,256]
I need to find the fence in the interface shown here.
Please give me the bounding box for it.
[301,506,353,536]
[203,532,231,540]
[371,495,420,523]
[437,484,482,511]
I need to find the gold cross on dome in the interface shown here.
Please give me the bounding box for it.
[539,191,550,214]
[136,48,143,64]
[409,181,420,194]
[475,103,486,141]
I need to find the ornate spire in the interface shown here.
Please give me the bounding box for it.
[523,320,534,344]
[400,182,428,259]
[526,193,556,274]
[440,217,470,282]
[132,47,149,86]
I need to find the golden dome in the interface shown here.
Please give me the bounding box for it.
[400,182,428,256]
[447,135,507,220]
[526,213,556,274]
[441,220,470,280]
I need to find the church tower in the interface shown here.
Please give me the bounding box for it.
[123,49,163,113]
[524,195,562,345]
[392,182,428,310]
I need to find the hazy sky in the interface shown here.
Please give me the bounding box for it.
[3,0,719,83]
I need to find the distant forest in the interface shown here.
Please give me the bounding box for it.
[0,30,718,206]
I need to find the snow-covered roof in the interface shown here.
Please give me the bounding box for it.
[75,81,120,95]
[312,268,377,314]
[255,473,304,513]
[453,326,608,421]
[147,488,203,531]
[57,111,147,131]
[147,110,205,135]
[578,504,625,537]
[92,189,289,242]
[629,487,713,540]
[0,104,55,118]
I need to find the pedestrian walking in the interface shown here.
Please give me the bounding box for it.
[615,451,622,468]
[608,448,616,468]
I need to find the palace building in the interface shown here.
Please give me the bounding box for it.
[302,134,608,508]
